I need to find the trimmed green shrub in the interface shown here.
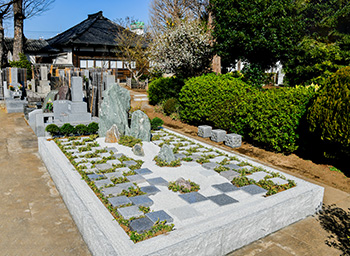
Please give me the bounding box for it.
[179,73,254,126]
[75,124,88,135]
[148,77,184,105]
[246,87,317,153]
[87,122,99,134]
[163,98,178,115]
[45,124,60,136]
[151,117,164,130]
[60,123,75,136]
[307,67,350,159]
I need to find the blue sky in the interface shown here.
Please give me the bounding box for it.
[4,0,151,39]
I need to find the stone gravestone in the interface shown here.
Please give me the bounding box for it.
[99,83,131,137]
[130,110,151,141]
[40,66,48,80]
[57,86,69,100]
[71,76,83,102]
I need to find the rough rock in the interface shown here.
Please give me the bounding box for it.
[158,144,176,163]
[99,83,130,137]
[132,143,145,156]
[43,90,58,110]
[130,110,151,141]
[105,124,121,143]
[175,177,192,190]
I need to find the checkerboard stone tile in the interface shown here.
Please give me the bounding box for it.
[104,171,123,179]
[269,177,289,185]
[85,157,102,162]
[209,156,228,163]
[179,192,208,204]
[127,174,146,184]
[212,183,240,193]
[74,158,88,164]
[130,217,154,233]
[129,195,154,207]
[146,210,173,224]
[106,147,118,153]
[108,196,132,208]
[169,206,201,220]
[123,160,138,167]
[241,184,267,195]
[249,171,270,182]
[202,162,220,170]
[94,179,113,189]
[237,165,254,172]
[95,163,113,171]
[106,159,121,165]
[115,167,130,173]
[117,205,144,219]
[188,153,201,160]
[208,194,239,206]
[146,177,168,186]
[140,185,161,195]
[102,182,136,197]
[220,170,240,181]
[135,168,152,175]
[224,163,241,170]
[87,174,105,181]
[114,153,126,159]
[78,162,93,169]
[174,153,186,160]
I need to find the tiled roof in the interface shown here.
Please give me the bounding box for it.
[4,38,59,53]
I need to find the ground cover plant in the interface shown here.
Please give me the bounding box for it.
[168,180,200,193]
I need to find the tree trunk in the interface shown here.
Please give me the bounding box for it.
[0,17,4,67]
[13,0,24,61]
[208,11,221,74]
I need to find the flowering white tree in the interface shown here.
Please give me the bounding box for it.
[149,20,212,78]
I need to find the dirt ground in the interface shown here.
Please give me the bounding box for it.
[130,94,350,194]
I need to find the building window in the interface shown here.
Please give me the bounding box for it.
[95,60,102,68]
[110,61,116,68]
[87,60,94,68]
[80,60,87,68]
[117,61,123,69]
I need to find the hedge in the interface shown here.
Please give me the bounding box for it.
[148,77,185,105]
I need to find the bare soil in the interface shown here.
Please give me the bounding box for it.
[132,97,350,194]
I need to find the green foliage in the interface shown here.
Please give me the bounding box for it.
[168,180,200,193]
[307,67,350,160]
[9,53,32,80]
[150,117,164,130]
[241,63,267,89]
[153,156,181,167]
[45,124,60,136]
[75,124,88,135]
[179,73,254,126]
[118,135,142,147]
[87,122,99,134]
[163,98,178,115]
[209,0,304,70]
[147,77,184,105]
[60,123,75,137]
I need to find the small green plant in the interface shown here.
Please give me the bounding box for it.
[60,123,76,137]
[329,166,343,173]
[45,124,61,136]
[139,206,150,214]
[111,177,129,184]
[214,166,230,173]
[168,180,200,193]
[119,186,146,197]
[154,156,181,167]
[119,136,142,147]
[151,117,164,130]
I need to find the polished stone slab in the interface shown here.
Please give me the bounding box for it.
[208,194,239,206]
[179,192,208,204]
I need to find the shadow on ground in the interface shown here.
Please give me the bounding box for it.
[318,204,350,256]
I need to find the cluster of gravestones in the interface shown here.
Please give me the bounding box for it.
[198,125,242,148]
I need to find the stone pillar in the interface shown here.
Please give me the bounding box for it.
[71,76,83,102]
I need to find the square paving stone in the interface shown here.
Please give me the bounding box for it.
[78,162,93,169]
[123,160,138,167]
[115,167,130,173]
[209,156,228,163]
[146,177,168,186]
[87,174,105,181]
[212,183,240,193]
[106,147,118,153]
[117,205,144,219]
[129,195,154,207]
[94,179,113,189]
[105,171,123,179]
[202,162,220,170]
[146,210,173,224]
[106,159,121,165]
[140,185,161,195]
[189,153,201,160]
[135,168,152,175]
[100,152,112,158]
[169,206,201,220]
[208,194,239,206]
[179,192,208,204]
[241,184,267,195]
[237,165,254,172]
[130,217,154,233]
[95,163,113,171]
[108,196,132,208]
[224,163,241,170]
[102,182,136,197]
[115,153,126,159]
[220,170,240,181]
[249,171,270,182]
[127,174,146,184]
[174,153,186,160]
[269,177,289,185]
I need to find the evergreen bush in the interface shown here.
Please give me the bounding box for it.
[151,117,164,130]
[87,122,99,134]
[163,98,178,115]
[148,77,184,105]
[307,67,350,159]
[45,124,60,136]
[60,123,75,136]
[75,124,88,135]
